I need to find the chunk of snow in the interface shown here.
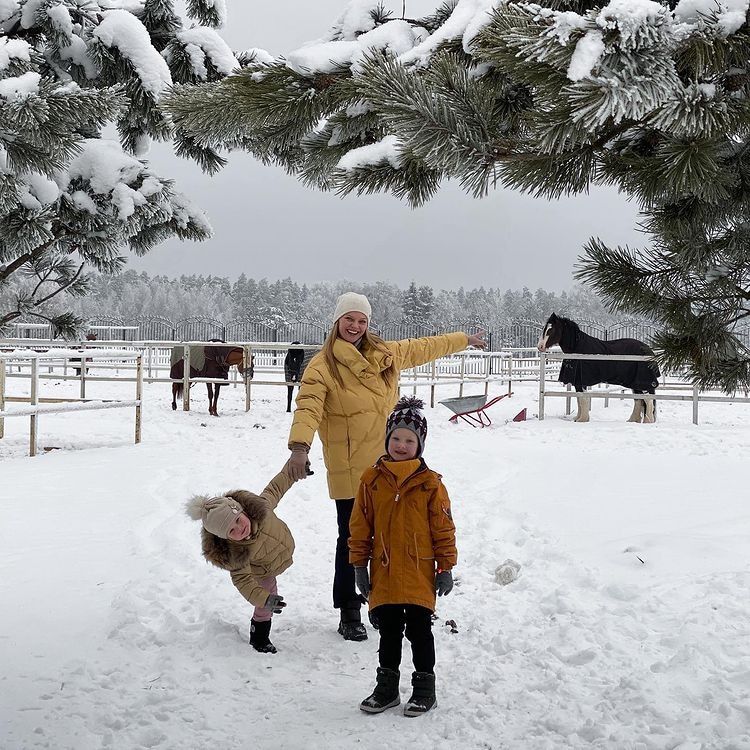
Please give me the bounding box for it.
[337,134,402,171]
[0,71,41,100]
[0,37,30,71]
[93,10,172,98]
[177,26,239,77]
[567,29,606,81]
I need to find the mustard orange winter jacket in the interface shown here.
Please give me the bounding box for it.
[288,332,468,499]
[349,457,457,611]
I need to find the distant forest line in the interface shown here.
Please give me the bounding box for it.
[37,271,644,330]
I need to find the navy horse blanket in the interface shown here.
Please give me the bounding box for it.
[558,328,660,392]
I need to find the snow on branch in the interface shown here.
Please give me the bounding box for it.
[399,0,502,66]
[287,20,424,76]
[176,26,239,78]
[0,37,30,72]
[336,135,402,171]
[93,9,172,97]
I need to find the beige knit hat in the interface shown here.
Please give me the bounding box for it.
[332,292,371,324]
[202,496,244,539]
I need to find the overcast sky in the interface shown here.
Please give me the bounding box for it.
[127,1,644,292]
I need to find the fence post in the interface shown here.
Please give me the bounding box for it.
[30,357,38,456]
[183,344,190,411]
[692,383,699,425]
[565,383,572,416]
[430,359,436,408]
[484,355,490,398]
[0,357,5,439]
[244,345,252,412]
[79,346,86,399]
[135,355,143,444]
[538,352,546,420]
[506,353,512,396]
[459,354,465,398]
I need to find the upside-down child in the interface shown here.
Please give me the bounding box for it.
[349,396,457,716]
[186,463,301,654]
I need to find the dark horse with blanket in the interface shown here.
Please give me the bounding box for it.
[283,342,319,413]
[537,313,660,423]
[170,341,253,416]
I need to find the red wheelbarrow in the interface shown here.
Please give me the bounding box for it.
[438,392,525,427]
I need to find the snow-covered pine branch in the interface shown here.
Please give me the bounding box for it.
[0,0,242,337]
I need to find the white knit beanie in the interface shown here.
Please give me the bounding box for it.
[332,292,371,324]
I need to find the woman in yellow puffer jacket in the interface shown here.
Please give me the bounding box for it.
[287,291,485,641]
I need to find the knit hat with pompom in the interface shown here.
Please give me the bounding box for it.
[385,396,428,457]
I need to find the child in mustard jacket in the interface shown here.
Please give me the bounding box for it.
[349,396,457,716]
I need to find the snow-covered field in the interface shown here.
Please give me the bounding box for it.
[1,370,749,749]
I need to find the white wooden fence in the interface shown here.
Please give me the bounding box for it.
[1,339,748,425]
[538,351,750,424]
[0,349,143,456]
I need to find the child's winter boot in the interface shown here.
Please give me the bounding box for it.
[337,600,367,641]
[404,671,436,716]
[360,667,400,713]
[250,619,277,654]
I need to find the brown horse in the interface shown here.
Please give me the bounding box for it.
[170,342,254,416]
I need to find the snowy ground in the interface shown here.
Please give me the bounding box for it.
[1,370,750,750]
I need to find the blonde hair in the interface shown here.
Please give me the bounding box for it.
[322,324,397,391]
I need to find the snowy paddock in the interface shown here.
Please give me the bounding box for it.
[1,375,749,750]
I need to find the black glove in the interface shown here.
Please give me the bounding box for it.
[265,593,286,613]
[354,566,370,601]
[435,570,453,597]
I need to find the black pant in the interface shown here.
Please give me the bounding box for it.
[334,498,358,609]
[373,604,435,674]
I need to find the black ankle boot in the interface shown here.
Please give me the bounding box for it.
[250,619,277,654]
[404,671,436,716]
[360,667,400,713]
[337,600,367,641]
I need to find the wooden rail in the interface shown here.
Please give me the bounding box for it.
[0,350,143,456]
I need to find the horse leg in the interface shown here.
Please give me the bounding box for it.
[574,389,590,422]
[286,385,294,413]
[207,384,216,416]
[627,394,645,423]
[643,392,656,423]
[213,384,222,416]
[172,383,178,410]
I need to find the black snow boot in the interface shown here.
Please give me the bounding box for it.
[404,671,437,717]
[250,619,277,654]
[337,601,367,641]
[360,667,400,713]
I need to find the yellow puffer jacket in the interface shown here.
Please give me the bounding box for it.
[349,457,457,611]
[288,332,468,499]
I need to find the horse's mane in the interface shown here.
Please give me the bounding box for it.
[553,314,580,333]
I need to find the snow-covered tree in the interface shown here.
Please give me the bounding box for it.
[0,0,242,336]
[166,0,750,390]
[402,280,435,320]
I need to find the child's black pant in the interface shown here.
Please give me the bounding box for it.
[372,604,435,674]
